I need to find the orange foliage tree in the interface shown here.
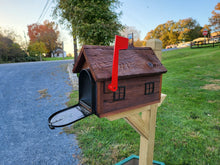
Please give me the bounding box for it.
[134,39,146,47]
[27,20,60,56]
[209,3,220,34]
[144,18,203,48]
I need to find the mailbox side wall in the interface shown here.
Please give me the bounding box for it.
[96,81,104,115]
[99,75,162,117]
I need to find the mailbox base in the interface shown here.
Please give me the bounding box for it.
[106,94,167,165]
[115,155,165,165]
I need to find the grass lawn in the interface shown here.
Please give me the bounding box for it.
[42,57,73,61]
[191,42,220,49]
[64,47,220,165]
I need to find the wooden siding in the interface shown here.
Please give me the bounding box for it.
[98,75,161,116]
[96,81,103,115]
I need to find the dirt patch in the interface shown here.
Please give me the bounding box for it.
[208,100,216,103]
[201,84,220,90]
[206,146,216,152]
[37,89,51,100]
[209,79,220,83]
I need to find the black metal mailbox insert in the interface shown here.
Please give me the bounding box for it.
[48,69,96,129]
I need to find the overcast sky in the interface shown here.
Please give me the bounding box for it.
[0,0,218,54]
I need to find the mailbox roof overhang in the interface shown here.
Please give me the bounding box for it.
[73,45,167,82]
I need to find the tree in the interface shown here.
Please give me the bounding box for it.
[53,0,123,63]
[144,18,203,48]
[28,41,47,60]
[27,20,60,56]
[0,33,10,62]
[169,23,179,45]
[0,32,27,63]
[209,3,220,34]
[144,30,154,41]
[133,38,146,47]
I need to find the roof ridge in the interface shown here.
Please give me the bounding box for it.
[73,45,167,81]
[83,45,152,50]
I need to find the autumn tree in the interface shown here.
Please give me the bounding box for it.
[209,3,220,34]
[178,18,202,42]
[169,22,179,45]
[53,0,123,63]
[27,20,60,56]
[133,38,146,47]
[144,18,203,48]
[28,41,47,61]
[144,30,154,41]
[145,20,175,47]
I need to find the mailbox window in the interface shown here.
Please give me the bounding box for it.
[145,82,154,95]
[113,86,126,101]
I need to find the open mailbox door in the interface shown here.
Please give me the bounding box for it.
[48,103,92,129]
[48,69,96,129]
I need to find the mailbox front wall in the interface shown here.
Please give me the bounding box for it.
[97,75,162,117]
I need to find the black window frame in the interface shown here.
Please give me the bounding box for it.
[113,86,126,101]
[145,82,154,95]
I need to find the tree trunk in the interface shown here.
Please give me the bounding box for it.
[73,37,78,64]
[72,24,78,64]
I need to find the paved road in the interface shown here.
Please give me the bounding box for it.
[162,48,178,52]
[0,60,80,165]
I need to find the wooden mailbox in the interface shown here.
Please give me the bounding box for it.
[48,37,167,165]
[48,41,167,129]
[73,45,167,117]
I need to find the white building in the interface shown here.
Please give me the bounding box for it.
[51,48,66,58]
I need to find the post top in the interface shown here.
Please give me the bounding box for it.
[146,39,162,51]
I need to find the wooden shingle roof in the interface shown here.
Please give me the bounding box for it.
[73,45,167,81]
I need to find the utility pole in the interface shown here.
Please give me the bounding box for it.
[40,52,42,61]
[23,31,28,61]
[62,41,64,60]
[23,31,28,52]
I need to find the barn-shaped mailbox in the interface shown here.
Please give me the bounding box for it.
[48,42,167,129]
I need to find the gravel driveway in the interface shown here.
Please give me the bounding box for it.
[0,60,80,165]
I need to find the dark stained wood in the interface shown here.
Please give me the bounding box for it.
[99,100,160,118]
[159,75,163,100]
[72,49,86,73]
[72,44,167,117]
[96,82,103,115]
[73,45,167,81]
[99,76,161,115]
[82,60,89,70]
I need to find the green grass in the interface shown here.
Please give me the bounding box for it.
[191,42,220,49]
[42,57,73,61]
[64,47,220,165]
[65,90,79,107]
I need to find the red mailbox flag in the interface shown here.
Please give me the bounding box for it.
[108,35,129,92]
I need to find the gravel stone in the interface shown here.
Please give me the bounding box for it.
[0,60,80,165]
